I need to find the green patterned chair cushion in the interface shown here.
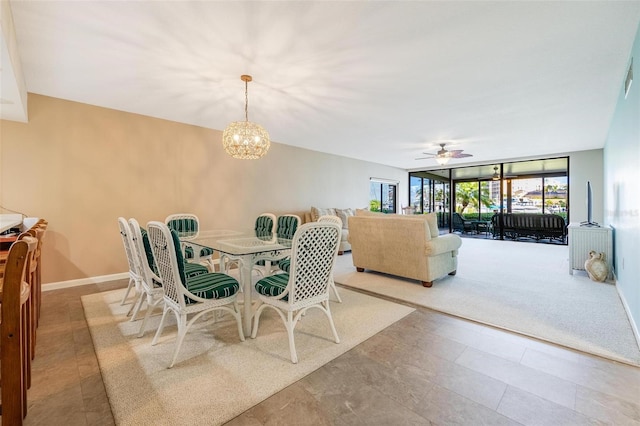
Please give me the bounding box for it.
[276,216,298,239]
[255,273,289,300]
[140,227,158,274]
[185,273,240,304]
[170,229,188,284]
[141,227,207,282]
[199,247,214,257]
[167,218,199,236]
[278,258,291,273]
[255,215,274,234]
[184,262,208,278]
[183,245,214,259]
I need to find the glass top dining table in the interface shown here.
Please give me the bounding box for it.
[186,230,292,335]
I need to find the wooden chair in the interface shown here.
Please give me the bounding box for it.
[251,222,341,364]
[1,236,37,424]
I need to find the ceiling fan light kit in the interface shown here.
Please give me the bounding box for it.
[222,75,270,160]
[416,142,472,165]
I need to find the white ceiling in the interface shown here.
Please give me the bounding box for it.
[2,1,639,169]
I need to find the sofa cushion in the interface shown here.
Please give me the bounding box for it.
[311,206,336,222]
[425,212,439,238]
[335,208,354,229]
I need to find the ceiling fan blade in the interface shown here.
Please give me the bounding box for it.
[451,153,473,158]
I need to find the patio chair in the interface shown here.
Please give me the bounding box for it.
[147,221,244,368]
[452,212,474,234]
[165,213,215,271]
[251,221,341,364]
[264,214,301,276]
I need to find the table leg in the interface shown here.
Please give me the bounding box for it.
[238,257,254,336]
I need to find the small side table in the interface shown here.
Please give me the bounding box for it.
[471,220,491,238]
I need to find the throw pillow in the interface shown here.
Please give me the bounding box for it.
[335,208,354,229]
[425,212,439,238]
[311,206,336,222]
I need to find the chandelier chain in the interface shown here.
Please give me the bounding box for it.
[244,79,249,122]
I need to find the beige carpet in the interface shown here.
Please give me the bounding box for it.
[334,238,640,366]
[82,287,413,425]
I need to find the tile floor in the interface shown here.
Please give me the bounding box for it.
[22,279,640,425]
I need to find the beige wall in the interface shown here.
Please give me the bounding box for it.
[1,94,407,284]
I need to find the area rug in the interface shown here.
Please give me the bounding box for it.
[334,238,640,366]
[82,287,413,425]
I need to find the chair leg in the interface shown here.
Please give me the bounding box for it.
[120,276,135,305]
[169,313,188,368]
[323,300,340,344]
[250,303,267,339]
[151,307,170,346]
[128,291,145,321]
[329,277,342,303]
[285,311,298,364]
[233,300,245,342]
[137,297,161,338]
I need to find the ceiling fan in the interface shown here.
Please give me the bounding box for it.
[416,143,473,165]
[492,166,518,180]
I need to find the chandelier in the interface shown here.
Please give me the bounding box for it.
[222,75,270,159]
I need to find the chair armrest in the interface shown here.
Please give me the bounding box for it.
[425,234,462,256]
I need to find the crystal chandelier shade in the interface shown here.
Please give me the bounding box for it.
[222,75,270,159]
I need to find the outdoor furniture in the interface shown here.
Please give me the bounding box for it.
[491,213,567,242]
[452,212,474,234]
[251,222,342,364]
[147,221,244,368]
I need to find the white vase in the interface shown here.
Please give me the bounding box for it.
[584,251,608,282]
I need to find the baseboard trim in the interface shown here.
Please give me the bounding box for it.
[43,273,129,292]
[616,280,640,353]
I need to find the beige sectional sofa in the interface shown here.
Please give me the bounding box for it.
[303,207,354,254]
[347,210,462,287]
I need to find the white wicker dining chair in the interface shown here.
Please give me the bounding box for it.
[130,219,211,337]
[242,213,277,277]
[147,221,244,368]
[317,215,343,303]
[251,221,341,364]
[259,214,301,277]
[165,213,215,271]
[117,217,143,312]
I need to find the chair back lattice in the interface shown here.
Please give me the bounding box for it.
[255,213,276,239]
[118,217,141,279]
[147,221,188,310]
[128,218,161,287]
[165,213,200,241]
[317,215,342,228]
[276,214,300,239]
[288,222,340,305]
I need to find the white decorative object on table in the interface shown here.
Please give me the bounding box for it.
[584,251,609,282]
